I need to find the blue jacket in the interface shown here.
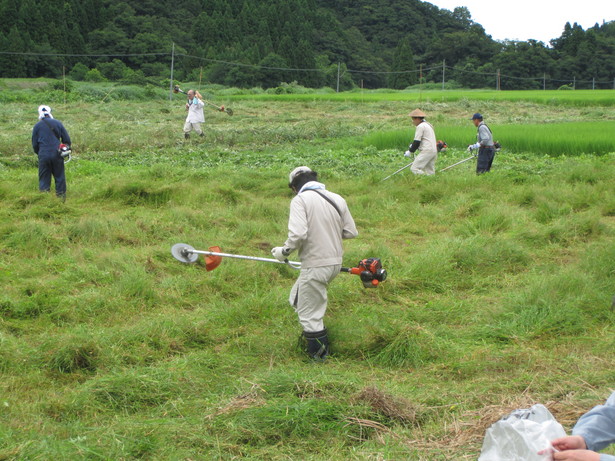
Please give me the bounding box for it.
[32,117,71,157]
[573,391,615,460]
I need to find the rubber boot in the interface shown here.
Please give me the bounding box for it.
[184,133,190,139]
[303,329,329,361]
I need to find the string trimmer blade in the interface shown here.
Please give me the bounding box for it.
[171,243,199,264]
[225,108,233,116]
[205,246,222,271]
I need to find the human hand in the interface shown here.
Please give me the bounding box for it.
[550,436,587,451]
[185,103,189,110]
[271,247,290,262]
[195,91,202,99]
[552,450,600,461]
[404,150,412,157]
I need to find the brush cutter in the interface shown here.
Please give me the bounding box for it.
[59,143,72,164]
[171,243,387,288]
[173,85,233,115]
[381,161,413,181]
[439,153,477,172]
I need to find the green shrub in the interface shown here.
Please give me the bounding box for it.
[84,68,106,82]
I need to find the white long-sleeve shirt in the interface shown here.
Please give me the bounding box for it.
[185,97,205,123]
[284,181,358,268]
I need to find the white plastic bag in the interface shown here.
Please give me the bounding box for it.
[478,403,566,461]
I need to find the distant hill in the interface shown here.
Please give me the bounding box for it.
[0,0,613,89]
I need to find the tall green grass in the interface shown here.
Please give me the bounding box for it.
[364,121,615,156]
[1,95,614,459]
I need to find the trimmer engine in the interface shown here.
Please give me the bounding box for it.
[343,258,387,288]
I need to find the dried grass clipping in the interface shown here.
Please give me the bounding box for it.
[354,386,421,425]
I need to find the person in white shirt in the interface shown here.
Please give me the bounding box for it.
[183,89,205,139]
[271,166,358,360]
[404,108,438,175]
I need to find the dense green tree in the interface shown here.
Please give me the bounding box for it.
[493,40,554,90]
[0,0,613,89]
[387,36,417,89]
[2,26,27,77]
[257,52,290,88]
[69,62,89,80]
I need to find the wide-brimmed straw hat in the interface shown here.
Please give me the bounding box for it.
[409,109,426,118]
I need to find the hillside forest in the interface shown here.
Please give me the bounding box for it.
[0,0,614,89]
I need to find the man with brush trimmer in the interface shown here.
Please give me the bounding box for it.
[271,166,358,361]
[183,89,205,139]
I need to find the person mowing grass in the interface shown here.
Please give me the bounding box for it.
[31,105,72,200]
[271,166,358,361]
[183,89,205,139]
[404,108,438,175]
[468,112,496,174]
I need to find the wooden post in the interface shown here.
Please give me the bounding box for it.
[169,42,175,101]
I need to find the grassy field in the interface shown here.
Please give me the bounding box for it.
[234,89,615,107]
[1,84,614,460]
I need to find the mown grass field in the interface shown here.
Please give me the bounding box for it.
[1,83,614,460]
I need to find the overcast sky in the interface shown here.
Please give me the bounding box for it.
[427,0,615,45]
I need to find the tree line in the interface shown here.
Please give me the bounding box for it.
[0,0,613,90]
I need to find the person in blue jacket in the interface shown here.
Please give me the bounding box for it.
[31,105,71,198]
[549,391,615,460]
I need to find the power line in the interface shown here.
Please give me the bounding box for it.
[0,50,612,87]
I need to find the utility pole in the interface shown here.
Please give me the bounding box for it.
[442,60,446,90]
[543,73,546,90]
[419,64,423,102]
[336,62,340,93]
[496,69,501,91]
[169,42,175,101]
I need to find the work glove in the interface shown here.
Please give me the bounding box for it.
[404,150,412,157]
[467,143,480,152]
[271,247,291,262]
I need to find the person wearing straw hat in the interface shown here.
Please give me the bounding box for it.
[271,166,358,361]
[405,108,438,175]
[31,105,71,199]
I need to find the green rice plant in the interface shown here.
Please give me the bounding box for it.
[236,89,615,107]
[364,121,615,156]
